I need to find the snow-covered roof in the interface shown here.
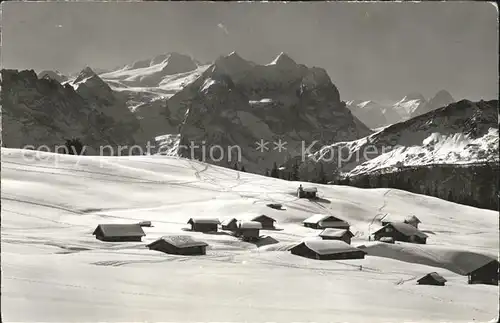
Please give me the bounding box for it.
[221,218,237,226]
[237,221,263,229]
[452,253,499,275]
[295,239,365,256]
[251,215,276,222]
[303,214,343,224]
[138,221,152,226]
[188,218,220,225]
[303,187,317,192]
[374,222,428,239]
[149,235,208,249]
[417,272,447,284]
[93,224,145,237]
[319,228,353,238]
[404,215,422,223]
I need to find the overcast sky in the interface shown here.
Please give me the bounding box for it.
[1,1,498,101]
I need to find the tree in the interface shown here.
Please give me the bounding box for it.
[406,178,413,192]
[433,186,439,198]
[447,190,454,202]
[64,138,84,155]
[316,163,328,184]
[396,174,406,190]
[359,175,370,188]
[270,162,279,178]
[291,161,300,181]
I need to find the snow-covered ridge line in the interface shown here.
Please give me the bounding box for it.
[346,90,455,128]
[348,160,499,177]
[296,99,498,183]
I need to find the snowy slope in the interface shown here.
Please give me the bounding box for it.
[1,148,498,322]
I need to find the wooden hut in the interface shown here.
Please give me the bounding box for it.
[466,259,499,285]
[187,218,220,232]
[289,239,366,260]
[251,215,276,230]
[297,186,317,198]
[266,203,284,210]
[372,222,428,244]
[404,215,421,229]
[138,220,152,227]
[236,221,262,241]
[146,235,208,255]
[303,214,350,230]
[318,228,354,244]
[221,218,238,231]
[417,272,447,286]
[92,224,145,242]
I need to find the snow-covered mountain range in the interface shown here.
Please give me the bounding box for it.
[2,52,371,172]
[1,69,141,154]
[346,90,455,129]
[300,99,498,180]
[346,99,402,129]
[1,51,494,180]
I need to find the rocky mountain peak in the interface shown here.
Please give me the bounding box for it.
[73,66,98,84]
[159,53,198,75]
[214,52,254,75]
[429,90,454,106]
[267,52,297,68]
[411,90,455,118]
[38,70,68,83]
[1,69,139,154]
[401,92,426,102]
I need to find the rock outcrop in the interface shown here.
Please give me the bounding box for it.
[1,69,141,155]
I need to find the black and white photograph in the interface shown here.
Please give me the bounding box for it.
[0,1,498,322]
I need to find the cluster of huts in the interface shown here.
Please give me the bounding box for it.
[297,213,364,260]
[299,212,499,286]
[187,214,278,241]
[415,256,500,287]
[92,222,210,255]
[90,207,498,286]
[371,214,499,286]
[92,214,278,257]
